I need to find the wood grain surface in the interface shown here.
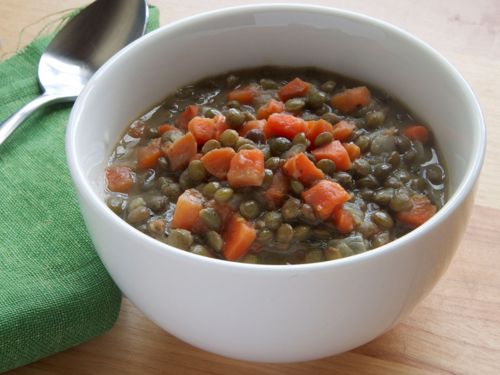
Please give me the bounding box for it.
[2,1,499,374]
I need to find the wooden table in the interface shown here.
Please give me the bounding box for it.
[2,1,499,374]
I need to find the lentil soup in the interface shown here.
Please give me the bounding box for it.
[105,67,446,265]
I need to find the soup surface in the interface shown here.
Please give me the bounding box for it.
[105,67,446,264]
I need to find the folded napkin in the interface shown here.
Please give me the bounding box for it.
[0,6,159,372]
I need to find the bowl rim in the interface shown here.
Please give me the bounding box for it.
[66,3,486,272]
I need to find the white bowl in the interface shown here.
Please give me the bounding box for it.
[66,4,485,362]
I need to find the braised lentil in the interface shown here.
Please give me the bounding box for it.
[105,66,447,265]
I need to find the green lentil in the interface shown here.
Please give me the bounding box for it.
[307,90,328,109]
[188,160,208,181]
[179,170,193,190]
[239,200,260,220]
[190,244,213,257]
[373,163,392,181]
[235,137,254,150]
[146,195,168,213]
[245,129,266,144]
[276,223,294,243]
[324,247,343,261]
[257,229,274,243]
[206,231,224,252]
[161,182,181,201]
[202,181,221,198]
[214,187,234,203]
[365,110,385,127]
[373,188,394,206]
[314,131,333,147]
[285,98,306,112]
[387,151,400,167]
[220,129,239,147]
[427,165,444,184]
[316,159,336,175]
[238,143,257,152]
[352,158,371,176]
[281,198,301,221]
[304,249,325,263]
[371,211,394,229]
[265,156,282,171]
[127,206,150,224]
[199,208,222,230]
[321,80,336,93]
[264,211,282,230]
[293,225,311,241]
[269,137,292,155]
[290,179,304,195]
[260,78,278,89]
[389,189,413,212]
[321,112,342,124]
[204,108,221,118]
[202,139,221,154]
[106,196,124,214]
[355,135,371,152]
[224,108,245,129]
[166,229,193,250]
[262,169,274,188]
[147,218,166,235]
[395,135,412,153]
[372,231,390,248]
[292,132,309,146]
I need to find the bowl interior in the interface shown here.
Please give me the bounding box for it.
[69,4,483,237]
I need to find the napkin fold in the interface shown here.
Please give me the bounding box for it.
[0,6,159,372]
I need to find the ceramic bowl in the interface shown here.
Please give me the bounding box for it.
[66,4,485,362]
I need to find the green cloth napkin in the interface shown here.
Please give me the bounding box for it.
[0,6,159,372]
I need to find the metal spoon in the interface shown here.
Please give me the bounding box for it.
[0,0,148,146]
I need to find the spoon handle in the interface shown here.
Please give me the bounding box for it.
[0,93,74,146]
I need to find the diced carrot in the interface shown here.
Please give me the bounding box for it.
[222,214,256,261]
[396,195,437,228]
[128,120,145,138]
[312,140,352,171]
[256,99,285,119]
[105,166,135,193]
[137,138,162,170]
[188,116,216,145]
[239,120,267,137]
[264,170,289,209]
[264,113,307,139]
[171,189,205,231]
[158,123,177,135]
[200,147,237,180]
[302,180,351,220]
[278,78,311,102]
[306,119,334,143]
[332,207,355,234]
[403,125,430,143]
[343,142,361,161]
[227,88,257,104]
[164,132,198,171]
[227,149,265,188]
[332,120,355,142]
[282,152,325,185]
[331,86,371,114]
[213,115,229,140]
[176,104,199,129]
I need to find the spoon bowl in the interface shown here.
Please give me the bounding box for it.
[0,0,148,145]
